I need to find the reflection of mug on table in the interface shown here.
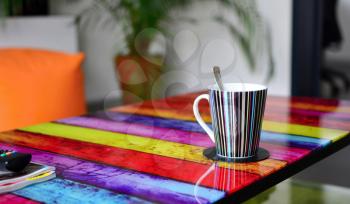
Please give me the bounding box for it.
[193,83,267,159]
[194,162,263,203]
[213,163,255,191]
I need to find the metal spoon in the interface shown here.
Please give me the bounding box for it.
[213,66,224,91]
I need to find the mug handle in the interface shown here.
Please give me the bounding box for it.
[193,94,215,143]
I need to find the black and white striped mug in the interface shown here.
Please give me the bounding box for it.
[193,83,267,159]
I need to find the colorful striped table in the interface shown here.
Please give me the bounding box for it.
[1,92,350,203]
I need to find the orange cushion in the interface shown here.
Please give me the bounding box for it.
[0,48,86,131]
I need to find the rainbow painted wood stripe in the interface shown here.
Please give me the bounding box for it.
[0,93,349,203]
[208,88,267,158]
[0,194,39,204]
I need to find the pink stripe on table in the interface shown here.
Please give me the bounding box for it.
[0,194,40,204]
[260,143,311,163]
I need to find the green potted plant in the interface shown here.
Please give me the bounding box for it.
[80,0,274,103]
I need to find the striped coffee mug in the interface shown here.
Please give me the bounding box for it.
[193,83,267,159]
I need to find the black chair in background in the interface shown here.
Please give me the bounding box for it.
[321,0,350,97]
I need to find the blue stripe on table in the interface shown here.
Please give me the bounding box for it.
[14,178,150,204]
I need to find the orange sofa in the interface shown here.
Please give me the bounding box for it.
[0,48,86,131]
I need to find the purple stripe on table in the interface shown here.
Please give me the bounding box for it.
[93,111,204,132]
[57,116,213,147]
[261,131,330,149]
[0,143,224,204]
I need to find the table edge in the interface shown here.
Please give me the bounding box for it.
[215,132,350,203]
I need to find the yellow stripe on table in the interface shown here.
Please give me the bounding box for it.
[20,123,285,176]
[113,107,349,142]
[262,121,348,142]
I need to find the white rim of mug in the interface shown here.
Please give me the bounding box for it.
[208,83,267,92]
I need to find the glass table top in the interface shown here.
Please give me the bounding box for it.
[0,92,350,203]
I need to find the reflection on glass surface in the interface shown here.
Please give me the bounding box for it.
[194,162,260,195]
[244,179,350,204]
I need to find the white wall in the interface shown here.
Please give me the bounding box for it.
[50,0,292,105]
[258,0,292,95]
[0,17,78,53]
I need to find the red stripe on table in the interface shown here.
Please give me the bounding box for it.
[201,94,350,107]
[0,130,262,188]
